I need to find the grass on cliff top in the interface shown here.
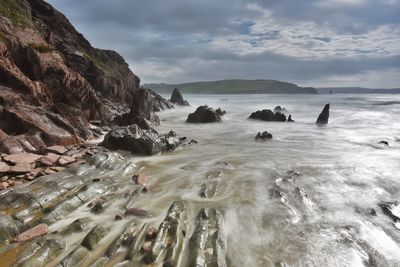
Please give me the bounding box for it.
[0,0,32,27]
[29,43,52,53]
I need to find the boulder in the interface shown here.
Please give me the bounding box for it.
[101,125,184,155]
[287,115,295,122]
[170,88,189,106]
[255,131,273,141]
[58,155,76,166]
[316,104,330,124]
[40,153,60,166]
[379,141,389,146]
[187,106,222,123]
[249,109,286,122]
[274,106,287,113]
[273,112,287,122]
[10,162,33,173]
[132,174,148,185]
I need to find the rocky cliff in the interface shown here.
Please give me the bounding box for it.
[0,0,144,153]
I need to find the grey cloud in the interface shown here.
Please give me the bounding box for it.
[46,0,400,87]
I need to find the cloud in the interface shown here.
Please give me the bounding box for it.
[46,0,400,88]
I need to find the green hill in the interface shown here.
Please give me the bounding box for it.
[144,79,317,94]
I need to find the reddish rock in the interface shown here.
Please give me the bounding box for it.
[40,153,60,166]
[0,181,9,190]
[58,155,76,166]
[132,174,148,185]
[124,208,149,217]
[3,153,42,165]
[30,168,44,178]
[0,161,10,173]
[10,163,33,173]
[46,145,68,155]
[13,223,49,242]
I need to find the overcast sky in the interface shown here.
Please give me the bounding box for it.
[47,0,400,88]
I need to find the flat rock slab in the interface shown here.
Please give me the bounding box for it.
[10,163,33,173]
[40,153,60,166]
[3,153,42,164]
[46,145,68,155]
[0,161,10,173]
[14,223,48,242]
[58,155,76,166]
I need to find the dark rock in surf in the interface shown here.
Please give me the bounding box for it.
[379,141,389,146]
[316,104,330,124]
[379,202,400,221]
[274,106,287,113]
[187,106,222,123]
[170,88,189,106]
[287,115,295,122]
[273,112,286,122]
[100,124,184,155]
[249,109,287,122]
[255,131,273,141]
[216,108,226,116]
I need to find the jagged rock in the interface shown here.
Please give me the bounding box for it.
[316,104,330,124]
[274,106,287,113]
[101,124,184,155]
[170,88,189,106]
[273,112,286,122]
[249,109,286,122]
[13,223,49,242]
[288,114,295,122]
[216,108,226,116]
[255,131,273,141]
[187,106,222,123]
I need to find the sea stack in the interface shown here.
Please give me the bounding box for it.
[288,115,295,122]
[316,104,330,124]
[170,88,189,106]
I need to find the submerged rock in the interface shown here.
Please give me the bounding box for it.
[316,104,330,124]
[379,202,400,221]
[101,124,185,155]
[255,131,273,141]
[170,88,189,106]
[379,141,389,146]
[81,225,108,250]
[187,106,222,123]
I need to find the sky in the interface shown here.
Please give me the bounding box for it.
[46,0,400,88]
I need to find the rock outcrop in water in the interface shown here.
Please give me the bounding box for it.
[316,104,330,124]
[100,125,186,155]
[187,105,222,123]
[170,88,189,106]
[288,114,295,122]
[249,109,287,122]
[255,131,273,141]
[0,0,162,154]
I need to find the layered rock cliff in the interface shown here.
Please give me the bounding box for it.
[0,0,145,153]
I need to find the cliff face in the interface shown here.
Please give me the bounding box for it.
[0,0,141,153]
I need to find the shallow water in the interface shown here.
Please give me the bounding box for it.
[2,94,400,266]
[148,94,400,266]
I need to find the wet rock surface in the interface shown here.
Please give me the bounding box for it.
[100,124,188,155]
[316,104,330,124]
[255,131,273,141]
[170,88,189,106]
[187,105,222,123]
[249,109,287,122]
